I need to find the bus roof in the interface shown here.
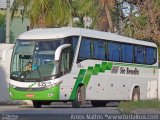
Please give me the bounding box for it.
[18,27,157,47]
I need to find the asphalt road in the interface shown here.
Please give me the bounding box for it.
[0,102,120,120]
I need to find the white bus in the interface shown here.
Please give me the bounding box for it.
[9,27,158,108]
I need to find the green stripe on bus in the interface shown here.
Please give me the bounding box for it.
[83,67,94,87]
[93,64,101,75]
[69,62,113,100]
[69,69,86,100]
[106,62,113,70]
[101,62,107,72]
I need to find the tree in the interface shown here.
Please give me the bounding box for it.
[71,0,98,28]
[11,0,98,29]
[98,0,116,32]
[122,0,160,43]
[12,0,72,28]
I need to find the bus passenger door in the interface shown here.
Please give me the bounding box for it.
[59,48,72,75]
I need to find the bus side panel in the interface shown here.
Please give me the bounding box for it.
[58,73,76,100]
[75,60,158,101]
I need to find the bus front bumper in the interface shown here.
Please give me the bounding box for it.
[9,86,60,100]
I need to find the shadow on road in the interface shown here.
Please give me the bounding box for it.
[0,103,120,115]
[18,102,119,109]
[19,105,93,109]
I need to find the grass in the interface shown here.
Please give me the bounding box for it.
[118,100,160,114]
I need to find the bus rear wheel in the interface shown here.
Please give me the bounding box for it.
[72,86,85,108]
[91,101,107,107]
[132,87,140,101]
[32,100,42,108]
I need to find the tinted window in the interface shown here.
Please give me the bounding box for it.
[108,42,120,61]
[60,48,71,74]
[64,37,78,52]
[79,38,92,59]
[146,47,156,64]
[134,46,145,64]
[38,41,61,50]
[94,40,105,60]
[121,44,133,63]
[71,37,79,52]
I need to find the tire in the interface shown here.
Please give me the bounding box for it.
[132,87,140,101]
[32,100,42,108]
[72,86,85,108]
[91,101,107,107]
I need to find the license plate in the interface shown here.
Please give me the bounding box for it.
[26,94,34,98]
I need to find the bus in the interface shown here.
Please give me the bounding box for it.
[9,27,158,108]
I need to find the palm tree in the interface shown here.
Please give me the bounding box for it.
[11,0,98,29]
[71,0,99,28]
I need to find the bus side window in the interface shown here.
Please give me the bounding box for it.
[78,38,92,61]
[146,47,156,65]
[71,37,79,53]
[121,44,133,63]
[64,36,79,54]
[94,40,105,60]
[108,42,121,62]
[134,46,145,64]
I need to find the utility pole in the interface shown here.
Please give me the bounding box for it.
[6,0,10,44]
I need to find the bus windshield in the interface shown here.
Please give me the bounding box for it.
[11,40,62,79]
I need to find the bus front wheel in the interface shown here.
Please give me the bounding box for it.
[32,100,42,108]
[72,86,85,108]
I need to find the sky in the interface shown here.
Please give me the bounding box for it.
[0,0,14,8]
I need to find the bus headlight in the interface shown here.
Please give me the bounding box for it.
[9,83,16,88]
[54,80,63,86]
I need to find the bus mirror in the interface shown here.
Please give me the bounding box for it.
[55,44,71,61]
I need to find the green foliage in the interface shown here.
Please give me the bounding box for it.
[122,0,160,43]
[12,0,98,28]
[153,0,160,10]
[135,14,147,27]
[72,0,99,28]
[0,14,5,27]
